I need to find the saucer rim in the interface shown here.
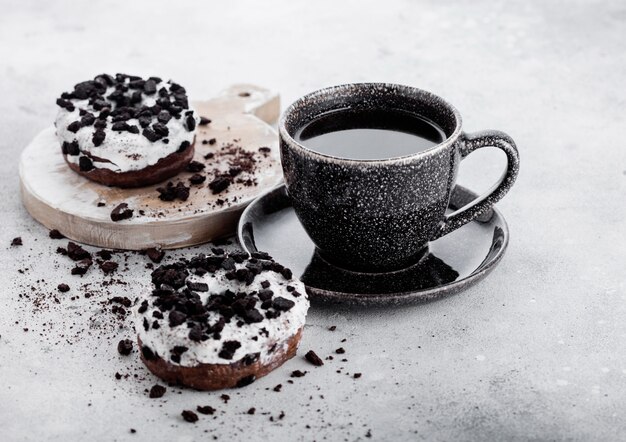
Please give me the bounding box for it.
[237,184,509,306]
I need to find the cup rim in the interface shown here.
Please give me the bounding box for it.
[278,82,464,164]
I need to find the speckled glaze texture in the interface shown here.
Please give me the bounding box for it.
[279,83,519,272]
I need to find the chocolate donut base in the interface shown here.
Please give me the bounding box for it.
[138,327,303,390]
[64,141,195,188]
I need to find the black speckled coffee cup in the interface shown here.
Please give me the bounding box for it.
[279,83,519,272]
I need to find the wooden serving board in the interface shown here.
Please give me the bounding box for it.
[19,84,283,250]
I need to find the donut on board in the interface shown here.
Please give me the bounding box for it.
[55,73,198,188]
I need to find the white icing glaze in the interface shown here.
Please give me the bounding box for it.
[55,80,197,173]
[135,260,309,367]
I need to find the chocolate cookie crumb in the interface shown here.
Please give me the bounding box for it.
[117,339,133,355]
[196,405,215,415]
[110,203,133,222]
[100,261,118,274]
[208,176,231,194]
[354,373,362,379]
[220,394,230,403]
[49,229,65,239]
[247,407,256,415]
[291,370,306,378]
[305,350,324,366]
[11,237,22,246]
[199,117,211,126]
[156,181,190,201]
[57,283,70,293]
[335,347,345,354]
[145,248,165,263]
[273,384,282,392]
[186,160,205,173]
[189,174,206,185]
[181,410,198,423]
[328,325,337,331]
[149,384,166,398]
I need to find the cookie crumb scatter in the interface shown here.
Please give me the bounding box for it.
[196,405,215,415]
[117,339,133,355]
[149,384,166,398]
[110,203,133,222]
[208,176,231,194]
[145,247,165,263]
[49,229,65,239]
[181,410,199,423]
[156,181,190,202]
[305,350,324,366]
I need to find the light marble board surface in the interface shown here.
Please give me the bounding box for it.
[0,0,625,441]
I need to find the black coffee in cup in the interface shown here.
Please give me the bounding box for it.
[295,108,445,160]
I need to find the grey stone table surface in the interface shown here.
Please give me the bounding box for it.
[1,0,625,440]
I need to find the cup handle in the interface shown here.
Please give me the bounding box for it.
[433,130,520,239]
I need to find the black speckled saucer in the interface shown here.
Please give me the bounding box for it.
[238,185,509,306]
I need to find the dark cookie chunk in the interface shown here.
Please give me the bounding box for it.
[156,181,190,202]
[187,281,208,292]
[117,339,133,355]
[56,98,75,112]
[219,340,241,360]
[100,261,118,274]
[152,122,169,137]
[169,310,187,327]
[208,176,231,194]
[197,406,215,415]
[67,121,82,133]
[186,161,205,173]
[305,350,324,366]
[67,242,90,261]
[145,247,165,263]
[335,347,345,354]
[291,370,306,378]
[185,114,196,131]
[92,130,106,146]
[181,410,198,423]
[110,203,133,222]
[189,174,206,185]
[57,283,70,293]
[198,117,211,126]
[79,156,94,172]
[149,384,166,398]
[142,128,162,142]
[273,297,295,312]
[49,229,65,239]
[259,146,271,153]
[157,110,171,124]
[11,237,22,246]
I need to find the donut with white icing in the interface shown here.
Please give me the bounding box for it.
[55,74,197,188]
[136,250,309,390]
